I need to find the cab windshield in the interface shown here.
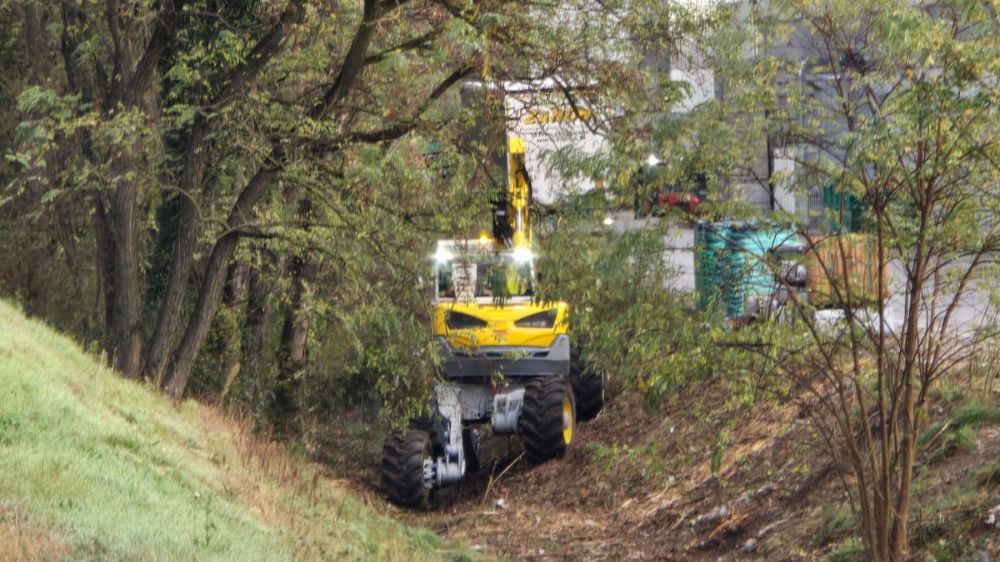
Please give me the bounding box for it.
[437,253,534,301]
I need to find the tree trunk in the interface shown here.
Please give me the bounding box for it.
[160,0,379,398]
[19,0,50,319]
[146,144,208,383]
[272,253,312,432]
[163,168,277,397]
[764,109,776,211]
[100,0,186,377]
[90,192,117,343]
[146,0,304,382]
[110,168,144,378]
[888,209,930,560]
[240,248,275,394]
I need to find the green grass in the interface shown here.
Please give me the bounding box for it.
[813,503,857,547]
[951,402,1000,428]
[823,537,865,562]
[975,457,1000,488]
[586,442,667,481]
[0,300,464,562]
[918,402,1000,461]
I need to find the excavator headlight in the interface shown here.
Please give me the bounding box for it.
[434,248,453,263]
[445,311,488,330]
[514,310,557,329]
[512,247,533,263]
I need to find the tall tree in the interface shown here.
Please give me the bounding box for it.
[5,0,645,400]
[690,1,1000,558]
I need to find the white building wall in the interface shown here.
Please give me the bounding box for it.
[505,89,609,205]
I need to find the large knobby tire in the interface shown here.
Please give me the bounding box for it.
[570,344,605,423]
[571,371,605,423]
[462,427,481,474]
[520,378,575,463]
[408,416,446,456]
[381,429,432,509]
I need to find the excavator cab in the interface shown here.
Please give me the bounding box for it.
[433,240,534,303]
[431,239,570,381]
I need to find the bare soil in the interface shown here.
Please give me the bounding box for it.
[0,503,69,562]
[312,378,1000,561]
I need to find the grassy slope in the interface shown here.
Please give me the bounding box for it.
[0,301,463,562]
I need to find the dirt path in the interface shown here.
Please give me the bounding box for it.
[315,380,1000,561]
[318,382,833,561]
[374,399,682,561]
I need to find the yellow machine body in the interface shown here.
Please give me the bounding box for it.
[430,137,571,379]
[432,300,568,349]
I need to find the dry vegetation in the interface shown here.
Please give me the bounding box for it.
[323,373,1000,561]
[0,504,70,562]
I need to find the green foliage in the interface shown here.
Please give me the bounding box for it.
[716,319,812,408]
[586,442,667,481]
[951,403,1000,429]
[709,430,731,477]
[814,504,859,547]
[534,200,805,410]
[0,0,726,433]
[344,298,439,421]
[535,215,719,404]
[928,385,967,408]
[919,402,1000,461]
[587,442,626,469]
[824,537,865,562]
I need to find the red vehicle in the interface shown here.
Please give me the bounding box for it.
[654,190,701,213]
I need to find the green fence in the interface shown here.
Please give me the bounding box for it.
[695,222,800,318]
[822,184,867,233]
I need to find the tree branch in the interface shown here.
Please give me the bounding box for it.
[300,63,472,152]
[120,0,189,106]
[206,0,307,112]
[363,26,444,66]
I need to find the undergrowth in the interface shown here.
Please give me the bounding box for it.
[814,503,858,548]
[919,402,1000,461]
[587,442,668,482]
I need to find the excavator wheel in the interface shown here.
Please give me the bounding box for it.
[381,429,433,509]
[408,416,446,456]
[570,344,604,422]
[571,371,605,423]
[520,378,575,463]
[463,427,481,473]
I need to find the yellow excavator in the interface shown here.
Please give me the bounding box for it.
[381,138,604,509]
